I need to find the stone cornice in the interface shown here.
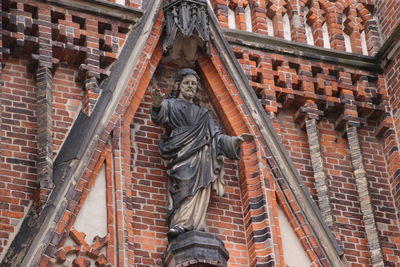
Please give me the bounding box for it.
[45,0,143,23]
[376,22,400,69]
[223,28,379,72]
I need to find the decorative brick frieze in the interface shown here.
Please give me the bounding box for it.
[1,0,133,118]
[211,0,380,55]
[346,125,385,267]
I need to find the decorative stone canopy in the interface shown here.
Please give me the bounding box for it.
[163,0,211,66]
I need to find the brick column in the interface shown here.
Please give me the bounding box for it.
[36,67,53,187]
[210,0,229,28]
[346,125,385,267]
[300,102,334,227]
[233,2,247,31]
[288,0,306,44]
[307,1,325,47]
[35,6,54,210]
[81,17,101,116]
[321,1,344,51]
[344,6,363,54]
[250,0,268,34]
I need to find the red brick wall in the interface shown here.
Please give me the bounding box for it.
[0,59,83,258]
[52,66,83,157]
[129,65,250,266]
[275,110,317,200]
[375,0,400,41]
[230,42,400,265]
[0,58,37,257]
[376,0,400,247]
[382,53,400,225]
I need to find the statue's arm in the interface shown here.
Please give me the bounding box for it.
[217,133,254,160]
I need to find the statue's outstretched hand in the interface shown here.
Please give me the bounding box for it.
[236,133,254,146]
[152,88,165,108]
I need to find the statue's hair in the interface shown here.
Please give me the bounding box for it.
[175,68,200,82]
[168,68,201,105]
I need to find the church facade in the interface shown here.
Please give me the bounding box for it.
[0,0,399,266]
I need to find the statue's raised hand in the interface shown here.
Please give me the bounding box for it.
[152,88,165,108]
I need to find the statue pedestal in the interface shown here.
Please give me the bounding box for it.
[164,231,229,267]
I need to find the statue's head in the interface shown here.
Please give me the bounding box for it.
[169,68,200,104]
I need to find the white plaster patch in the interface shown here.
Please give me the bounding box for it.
[360,30,368,55]
[283,14,292,41]
[74,164,107,243]
[304,8,314,45]
[278,205,312,267]
[342,15,352,53]
[267,17,274,36]
[322,22,331,49]
[228,7,236,29]
[116,0,125,5]
[244,5,252,32]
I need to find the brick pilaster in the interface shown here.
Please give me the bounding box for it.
[294,100,334,227]
[321,1,345,51]
[305,115,334,227]
[35,7,54,210]
[288,0,306,44]
[82,18,101,116]
[343,6,363,54]
[250,0,268,34]
[346,125,385,267]
[307,1,325,47]
[231,1,247,31]
[210,0,229,28]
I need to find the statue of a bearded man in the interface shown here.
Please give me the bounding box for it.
[151,68,253,238]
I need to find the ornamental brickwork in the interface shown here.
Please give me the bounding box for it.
[0,0,400,266]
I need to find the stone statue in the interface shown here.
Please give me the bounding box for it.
[151,68,253,238]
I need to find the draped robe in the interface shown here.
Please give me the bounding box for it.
[151,98,241,231]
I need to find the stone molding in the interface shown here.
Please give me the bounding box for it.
[47,0,143,23]
[164,231,229,267]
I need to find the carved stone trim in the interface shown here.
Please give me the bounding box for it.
[47,0,143,23]
[224,28,379,72]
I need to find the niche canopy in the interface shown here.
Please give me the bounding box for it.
[163,0,211,65]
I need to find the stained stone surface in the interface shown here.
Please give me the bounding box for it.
[164,231,229,267]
